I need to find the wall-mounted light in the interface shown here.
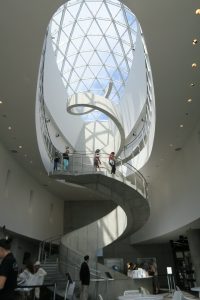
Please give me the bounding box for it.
[190,83,195,87]
[192,39,198,45]
[8,126,12,130]
[192,63,197,68]
[180,124,184,128]
[0,100,3,104]
[195,8,200,15]
[187,98,192,103]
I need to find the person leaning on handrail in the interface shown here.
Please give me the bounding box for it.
[0,238,18,300]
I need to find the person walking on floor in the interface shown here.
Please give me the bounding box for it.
[109,151,116,174]
[0,238,18,300]
[79,255,90,300]
[54,152,60,171]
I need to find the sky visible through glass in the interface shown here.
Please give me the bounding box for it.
[51,0,137,121]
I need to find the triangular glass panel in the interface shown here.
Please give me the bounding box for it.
[59,30,68,46]
[96,19,111,34]
[123,42,131,54]
[66,86,75,96]
[131,20,137,32]
[105,37,118,50]
[121,30,130,43]
[87,20,102,36]
[125,11,135,27]
[82,67,95,79]
[97,38,110,52]
[90,80,103,91]
[51,20,59,35]
[66,55,77,67]
[78,81,88,92]
[96,3,110,19]
[57,60,63,72]
[78,19,93,35]
[112,41,123,55]
[59,42,66,54]
[106,66,115,77]
[63,11,74,27]
[74,66,86,78]
[114,53,124,66]
[77,3,92,19]
[126,49,133,61]
[80,37,94,52]
[98,51,110,63]
[70,37,84,51]
[85,1,103,17]
[97,67,109,79]
[105,23,117,37]
[69,81,79,91]
[72,23,85,39]
[67,42,78,56]
[70,71,80,83]
[119,59,129,72]
[63,60,72,74]
[62,23,74,38]
[53,11,62,25]
[87,36,102,48]
[112,69,123,81]
[105,54,116,68]
[98,78,108,90]
[106,3,121,19]
[82,79,94,89]
[57,50,64,63]
[80,51,93,64]
[74,54,86,68]
[115,23,127,37]
[114,10,126,26]
[89,65,102,77]
[89,53,102,65]
[68,3,81,20]
[131,30,136,43]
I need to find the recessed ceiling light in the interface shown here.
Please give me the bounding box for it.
[195,8,200,15]
[192,63,197,68]
[18,145,22,149]
[169,144,173,147]
[180,124,184,128]
[8,126,12,130]
[192,39,198,45]
[0,101,3,104]
[187,98,192,102]
[190,83,195,87]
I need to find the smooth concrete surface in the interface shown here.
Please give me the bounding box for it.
[187,229,200,286]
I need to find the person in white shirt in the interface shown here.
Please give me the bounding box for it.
[34,261,47,299]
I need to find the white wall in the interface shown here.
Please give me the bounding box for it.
[130,120,200,243]
[119,26,147,137]
[0,142,64,241]
[44,34,84,148]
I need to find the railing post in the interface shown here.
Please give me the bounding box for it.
[53,283,56,300]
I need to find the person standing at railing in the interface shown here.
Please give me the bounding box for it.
[53,152,60,171]
[94,149,101,171]
[80,255,90,300]
[63,146,70,171]
[33,261,47,299]
[109,152,116,174]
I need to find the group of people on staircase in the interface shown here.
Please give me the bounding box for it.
[94,149,116,174]
[54,146,117,175]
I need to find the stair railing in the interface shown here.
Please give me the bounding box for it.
[38,234,62,263]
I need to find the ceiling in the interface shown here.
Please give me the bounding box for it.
[0,0,199,240]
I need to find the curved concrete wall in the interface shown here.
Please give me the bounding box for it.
[130,120,200,243]
[0,142,63,241]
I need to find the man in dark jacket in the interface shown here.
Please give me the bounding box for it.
[0,238,18,300]
[79,255,90,300]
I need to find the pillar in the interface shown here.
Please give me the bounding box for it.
[187,229,200,286]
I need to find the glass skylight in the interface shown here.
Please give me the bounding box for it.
[51,0,137,121]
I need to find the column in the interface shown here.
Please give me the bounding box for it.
[187,229,200,286]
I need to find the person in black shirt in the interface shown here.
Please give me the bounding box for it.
[79,255,90,300]
[0,238,18,300]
